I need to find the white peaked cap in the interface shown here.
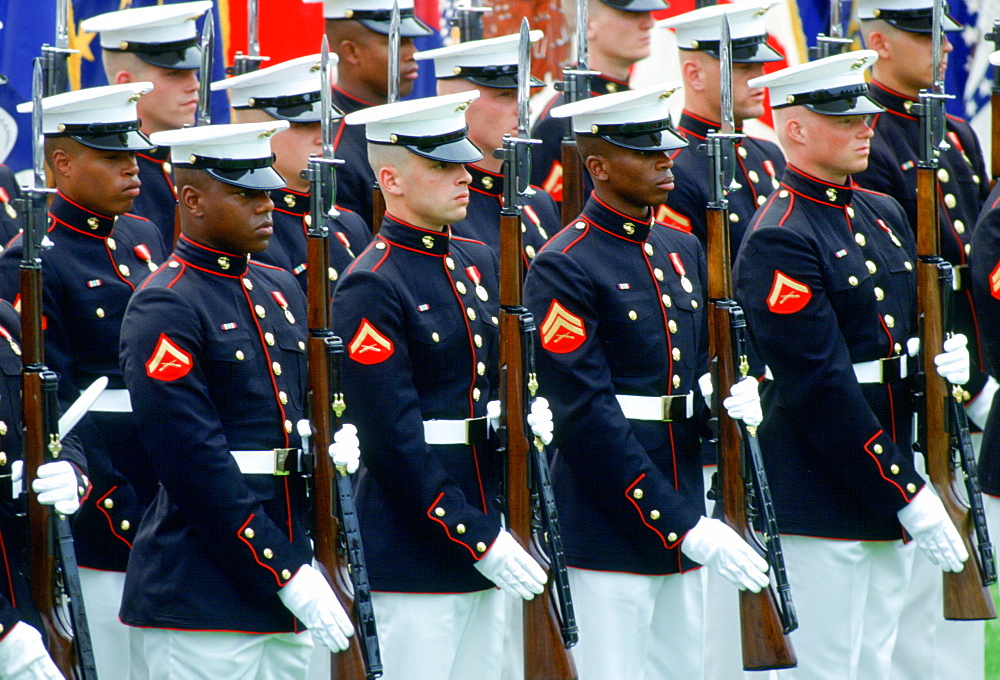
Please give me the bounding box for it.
[18,82,152,133]
[749,50,883,115]
[81,1,213,50]
[658,0,784,62]
[414,30,543,82]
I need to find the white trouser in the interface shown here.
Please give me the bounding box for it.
[129,627,313,679]
[774,536,913,680]
[569,566,705,680]
[500,596,524,680]
[77,568,129,680]
[371,589,506,680]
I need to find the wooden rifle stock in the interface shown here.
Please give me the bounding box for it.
[559,139,584,227]
[500,207,576,680]
[988,21,1000,186]
[371,183,386,236]
[916,166,997,620]
[706,204,796,670]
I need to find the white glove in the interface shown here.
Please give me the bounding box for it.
[277,564,354,651]
[966,376,999,430]
[723,377,763,428]
[329,424,360,475]
[527,398,554,446]
[486,400,501,433]
[680,517,770,593]
[31,461,81,516]
[474,530,547,600]
[898,487,968,572]
[698,372,713,410]
[10,460,22,499]
[934,334,970,386]
[0,622,62,680]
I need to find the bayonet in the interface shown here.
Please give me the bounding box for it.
[388,1,401,105]
[718,16,742,193]
[810,1,852,61]
[228,0,267,76]
[41,0,75,96]
[320,36,341,219]
[449,0,491,43]
[196,10,214,126]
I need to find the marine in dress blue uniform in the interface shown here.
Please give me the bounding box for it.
[415,31,560,266]
[525,83,769,680]
[334,92,547,680]
[211,54,372,293]
[0,82,166,680]
[119,121,353,679]
[529,0,668,203]
[81,1,214,253]
[656,1,786,251]
[309,0,433,227]
[733,51,969,680]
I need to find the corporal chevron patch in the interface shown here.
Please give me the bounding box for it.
[540,300,586,353]
[990,261,1000,300]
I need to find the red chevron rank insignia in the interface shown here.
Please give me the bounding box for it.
[146,334,193,381]
[349,319,394,364]
[767,271,812,314]
[990,262,1000,300]
[540,300,586,353]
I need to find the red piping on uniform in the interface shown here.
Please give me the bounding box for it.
[237,513,283,586]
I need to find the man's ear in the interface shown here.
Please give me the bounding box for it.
[585,154,610,182]
[681,59,705,93]
[378,164,404,196]
[114,70,134,85]
[179,184,205,217]
[338,38,363,67]
[49,148,73,179]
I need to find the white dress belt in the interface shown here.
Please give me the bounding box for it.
[90,388,133,413]
[423,417,488,446]
[616,392,695,422]
[764,355,908,384]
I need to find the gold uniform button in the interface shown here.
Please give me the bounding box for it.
[120,520,130,531]
[874,287,884,301]
[163,161,172,174]
[738,146,748,159]
[298,341,305,351]
[575,221,586,230]
[729,213,739,223]
[446,257,455,270]
[628,310,638,321]
[263,548,274,559]
[431,332,440,343]
[457,524,466,534]
[848,276,859,287]
[847,207,856,219]
[244,528,255,539]
[644,243,654,256]
[904,261,913,270]
[104,498,114,509]
[654,268,664,281]
[633,488,644,499]
[107,237,117,250]
[668,319,678,334]
[691,299,698,309]
[474,334,483,348]
[169,261,179,268]
[243,278,253,290]
[757,195,767,206]
[650,510,661,520]
[456,281,467,294]
[866,260,877,274]
[281,569,292,580]
[662,294,672,308]
[273,362,282,375]
[284,420,293,433]
[476,542,487,553]
[265,332,275,346]
[894,343,902,353]
[375,242,387,250]
[907,483,917,494]
[890,464,900,475]
[329,268,338,281]
[0,453,5,466]
[96,308,106,318]
[938,168,950,183]
[779,190,789,198]
[884,314,895,328]
[748,170,760,184]
[435,507,445,517]
[477,362,486,375]
[235,350,245,361]
[255,305,266,318]
[118,264,131,277]
[526,245,536,259]
[855,233,866,246]
[667,532,678,543]
[874,444,883,454]
[0,422,7,436]
[279,391,288,405]
[965,243,972,256]
[672,348,681,361]
[944,194,957,209]
[954,220,965,235]
[473,388,481,401]
[467,307,477,321]
[672,375,681,389]
[491,316,499,325]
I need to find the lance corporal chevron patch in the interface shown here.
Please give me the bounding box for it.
[767,271,812,314]
[990,261,1000,300]
[540,300,586,353]
[349,319,394,364]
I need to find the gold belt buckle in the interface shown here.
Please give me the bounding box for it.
[273,448,296,476]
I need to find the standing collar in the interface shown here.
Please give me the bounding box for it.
[139,145,171,162]
[173,234,250,277]
[332,86,377,115]
[677,110,745,141]
[782,165,853,207]
[272,187,309,216]
[377,214,452,256]
[50,191,118,238]
[581,194,652,243]
[467,164,504,198]
[869,81,918,117]
[591,72,630,96]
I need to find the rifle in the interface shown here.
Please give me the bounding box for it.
[371,1,401,235]
[227,0,268,76]
[495,20,577,680]
[706,16,796,670]
[302,38,382,679]
[17,58,98,680]
[916,0,997,621]
[39,0,75,97]
[987,21,1000,186]
[449,0,491,43]
[808,0,852,61]
[554,0,596,225]
[195,11,214,127]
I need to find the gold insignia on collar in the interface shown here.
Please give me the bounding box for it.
[218,256,231,270]
[87,217,100,230]
[422,235,435,249]
[826,187,838,202]
[482,176,494,190]
[284,194,296,207]
[623,222,636,235]
[606,83,618,93]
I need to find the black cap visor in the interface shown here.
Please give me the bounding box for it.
[803,94,885,116]
[599,0,670,12]
[109,37,203,69]
[579,118,689,151]
[865,7,962,32]
[405,136,483,164]
[72,129,155,152]
[441,64,545,89]
[680,34,783,63]
[336,9,433,37]
[239,92,345,123]
[206,165,286,190]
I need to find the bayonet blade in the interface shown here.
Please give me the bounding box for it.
[196,11,215,126]
[517,19,531,139]
[388,1,401,104]
[830,0,843,40]
[31,59,45,193]
[576,0,589,71]
[931,0,944,94]
[720,15,734,135]
[321,36,334,160]
[248,0,260,58]
[55,0,69,50]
